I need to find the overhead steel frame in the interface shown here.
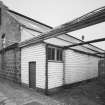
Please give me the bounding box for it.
[19,6,105,49]
[12,6,105,94]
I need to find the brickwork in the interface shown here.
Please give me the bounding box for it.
[15,47,21,83]
[0,2,21,83]
[0,44,21,83]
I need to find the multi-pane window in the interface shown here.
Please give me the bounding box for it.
[48,47,55,60]
[48,46,63,61]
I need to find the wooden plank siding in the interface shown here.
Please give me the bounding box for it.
[64,49,100,84]
[48,62,63,89]
[21,43,46,89]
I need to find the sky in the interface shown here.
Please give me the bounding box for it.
[2,0,105,50]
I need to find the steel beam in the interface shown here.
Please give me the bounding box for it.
[64,38,105,48]
[19,6,105,47]
[68,48,104,58]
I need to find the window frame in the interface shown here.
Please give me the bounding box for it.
[56,48,63,61]
[47,47,55,60]
[47,45,63,62]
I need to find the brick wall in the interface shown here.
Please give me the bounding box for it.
[0,2,21,83]
[0,44,21,83]
[15,47,21,83]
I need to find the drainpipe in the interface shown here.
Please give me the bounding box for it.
[14,48,17,82]
[45,44,48,95]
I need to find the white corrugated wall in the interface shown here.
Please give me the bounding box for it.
[64,49,99,84]
[48,62,63,89]
[21,43,46,89]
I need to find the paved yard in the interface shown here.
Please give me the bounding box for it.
[0,78,62,105]
[50,78,105,105]
[0,78,105,105]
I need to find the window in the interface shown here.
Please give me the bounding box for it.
[48,46,63,61]
[57,49,62,61]
[48,47,55,60]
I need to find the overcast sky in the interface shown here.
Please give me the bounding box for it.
[2,0,105,50]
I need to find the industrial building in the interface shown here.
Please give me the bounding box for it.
[0,1,104,94]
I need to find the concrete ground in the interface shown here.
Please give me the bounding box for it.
[0,78,63,105]
[0,78,105,105]
[50,78,105,105]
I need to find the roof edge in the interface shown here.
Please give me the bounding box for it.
[8,9,53,29]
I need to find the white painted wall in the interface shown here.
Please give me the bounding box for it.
[21,43,46,89]
[21,42,101,89]
[21,28,40,42]
[48,62,63,89]
[64,49,99,84]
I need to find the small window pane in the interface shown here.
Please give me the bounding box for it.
[60,50,62,61]
[48,47,55,60]
[57,49,62,61]
[57,49,59,60]
[51,48,55,60]
[48,48,51,60]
